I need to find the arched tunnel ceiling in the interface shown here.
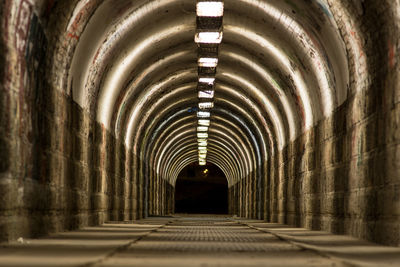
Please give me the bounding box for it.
[65,0,355,187]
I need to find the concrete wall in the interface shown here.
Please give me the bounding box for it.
[270,0,400,247]
[0,0,148,241]
[0,78,141,240]
[229,83,400,247]
[270,92,400,246]
[228,0,400,247]
[0,0,398,247]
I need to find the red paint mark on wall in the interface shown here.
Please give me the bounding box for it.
[3,0,13,41]
[67,32,79,40]
[388,40,396,69]
[70,12,83,33]
[66,1,100,41]
[295,93,305,128]
[15,0,33,139]
[15,0,33,55]
[349,30,364,58]
[92,48,101,63]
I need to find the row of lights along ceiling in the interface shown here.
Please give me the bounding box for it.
[195,1,224,166]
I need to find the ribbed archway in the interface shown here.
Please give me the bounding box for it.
[0,0,399,247]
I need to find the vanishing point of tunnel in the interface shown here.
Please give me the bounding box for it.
[0,0,400,266]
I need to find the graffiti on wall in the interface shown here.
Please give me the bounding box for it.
[5,0,48,181]
[26,13,47,94]
[27,13,48,182]
[388,40,396,70]
[15,0,32,56]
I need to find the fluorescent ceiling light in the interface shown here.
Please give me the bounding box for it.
[198,90,214,98]
[199,161,206,166]
[199,102,214,109]
[197,111,210,118]
[199,77,215,84]
[196,2,224,17]
[198,119,210,126]
[199,154,207,159]
[198,146,207,151]
[197,132,208,138]
[195,32,223,44]
[198,57,218,67]
[197,126,208,132]
[198,140,208,146]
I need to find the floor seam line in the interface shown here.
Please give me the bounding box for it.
[240,222,359,267]
[77,222,170,267]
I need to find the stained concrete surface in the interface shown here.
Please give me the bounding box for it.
[0,215,399,267]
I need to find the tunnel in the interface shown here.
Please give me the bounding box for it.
[0,0,399,266]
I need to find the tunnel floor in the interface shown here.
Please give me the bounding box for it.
[0,215,399,267]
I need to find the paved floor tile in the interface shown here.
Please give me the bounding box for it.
[0,216,399,267]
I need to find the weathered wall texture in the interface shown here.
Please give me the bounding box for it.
[267,0,400,246]
[0,0,153,242]
[0,80,140,241]
[0,0,399,248]
[271,93,400,246]
[229,0,400,247]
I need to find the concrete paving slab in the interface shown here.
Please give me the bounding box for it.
[242,221,400,266]
[0,216,398,267]
[0,223,162,267]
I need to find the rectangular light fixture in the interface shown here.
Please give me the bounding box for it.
[198,57,218,67]
[198,146,207,151]
[199,154,207,159]
[197,126,208,132]
[196,2,224,17]
[199,161,206,166]
[195,32,223,44]
[198,119,210,126]
[197,111,210,118]
[197,132,208,138]
[199,77,215,85]
[199,102,214,109]
[198,140,208,146]
[198,90,214,98]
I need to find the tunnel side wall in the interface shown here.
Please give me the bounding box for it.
[228,170,259,219]
[238,82,400,247]
[0,83,142,241]
[270,30,400,246]
[271,93,400,246]
[261,0,400,247]
[0,0,146,241]
[0,0,399,246]
[231,0,400,246]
